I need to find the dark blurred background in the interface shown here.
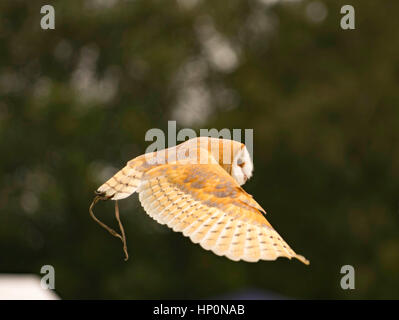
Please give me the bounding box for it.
[0,0,398,299]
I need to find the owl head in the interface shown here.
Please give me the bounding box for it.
[231,145,253,186]
[173,136,253,186]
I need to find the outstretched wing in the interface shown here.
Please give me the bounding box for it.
[96,153,158,200]
[137,151,309,264]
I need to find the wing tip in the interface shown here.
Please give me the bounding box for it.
[224,253,310,265]
[294,254,310,265]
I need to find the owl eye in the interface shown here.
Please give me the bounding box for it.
[237,158,245,168]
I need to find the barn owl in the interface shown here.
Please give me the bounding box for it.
[90,137,309,265]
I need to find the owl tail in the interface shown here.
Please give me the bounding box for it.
[89,196,129,261]
[96,164,143,200]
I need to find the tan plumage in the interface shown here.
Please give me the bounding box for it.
[92,137,309,265]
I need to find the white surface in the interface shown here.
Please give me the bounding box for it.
[0,274,60,300]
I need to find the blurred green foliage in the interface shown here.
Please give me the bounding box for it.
[0,0,398,299]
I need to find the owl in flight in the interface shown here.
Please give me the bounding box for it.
[91,137,309,265]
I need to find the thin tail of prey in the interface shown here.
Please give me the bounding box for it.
[89,197,129,261]
[89,157,149,261]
